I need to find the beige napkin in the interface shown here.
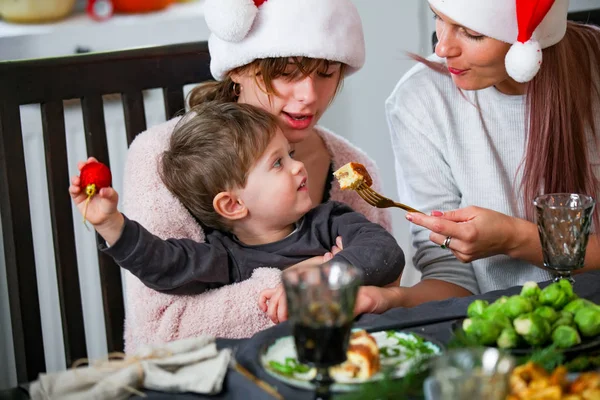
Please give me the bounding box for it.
[29,336,231,400]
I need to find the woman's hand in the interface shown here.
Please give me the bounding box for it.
[354,286,394,315]
[331,236,343,255]
[355,279,474,315]
[354,285,411,315]
[406,206,537,263]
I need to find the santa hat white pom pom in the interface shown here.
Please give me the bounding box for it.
[505,39,543,83]
[204,0,258,43]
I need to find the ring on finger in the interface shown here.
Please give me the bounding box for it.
[440,236,452,250]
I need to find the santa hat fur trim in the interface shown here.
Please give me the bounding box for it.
[204,0,366,80]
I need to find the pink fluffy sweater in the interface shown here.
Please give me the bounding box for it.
[121,117,392,353]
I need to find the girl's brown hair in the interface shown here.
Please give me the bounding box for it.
[160,102,279,231]
[188,57,347,107]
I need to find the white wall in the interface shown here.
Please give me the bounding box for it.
[570,0,600,12]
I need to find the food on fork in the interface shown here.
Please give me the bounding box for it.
[330,330,381,380]
[333,162,373,190]
[334,162,425,213]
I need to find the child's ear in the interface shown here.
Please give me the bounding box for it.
[213,191,248,221]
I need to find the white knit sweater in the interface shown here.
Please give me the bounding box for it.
[385,59,600,295]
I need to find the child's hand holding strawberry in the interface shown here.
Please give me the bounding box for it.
[69,157,124,245]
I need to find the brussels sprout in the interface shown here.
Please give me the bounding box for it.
[563,298,597,315]
[558,279,574,299]
[482,297,507,317]
[503,295,533,320]
[533,306,559,324]
[528,296,540,309]
[552,325,581,349]
[513,313,551,347]
[481,307,512,329]
[538,281,573,309]
[551,310,575,330]
[479,296,513,327]
[467,300,489,318]
[574,307,600,337]
[520,281,541,298]
[496,296,509,305]
[497,327,520,349]
[463,318,502,346]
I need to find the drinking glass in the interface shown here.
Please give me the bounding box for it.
[282,260,362,400]
[534,193,595,283]
[432,347,515,400]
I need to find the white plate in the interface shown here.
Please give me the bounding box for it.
[260,330,443,392]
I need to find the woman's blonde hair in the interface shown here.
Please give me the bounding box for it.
[188,57,347,107]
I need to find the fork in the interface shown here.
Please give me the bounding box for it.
[356,183,424,214]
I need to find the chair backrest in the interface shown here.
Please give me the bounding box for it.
[0,41,211,383]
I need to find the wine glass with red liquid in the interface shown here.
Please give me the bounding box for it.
[282,260,362,400]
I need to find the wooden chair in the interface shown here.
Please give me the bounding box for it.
[0,41,211,385]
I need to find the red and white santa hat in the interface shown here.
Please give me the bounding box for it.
[428,0,569,83]
[203,0,365,81]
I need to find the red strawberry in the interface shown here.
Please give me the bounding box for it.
[79,161,112,226]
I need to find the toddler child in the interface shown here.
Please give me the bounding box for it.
[69,102,404,321]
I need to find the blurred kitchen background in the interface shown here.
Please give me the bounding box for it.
[0,0,599,389]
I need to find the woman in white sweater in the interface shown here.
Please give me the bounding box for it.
[355,0,600,313]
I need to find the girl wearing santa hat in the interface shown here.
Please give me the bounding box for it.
[119,0,394,348]
[355,0,600,314]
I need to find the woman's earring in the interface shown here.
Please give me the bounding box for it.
[233,83,242,97]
